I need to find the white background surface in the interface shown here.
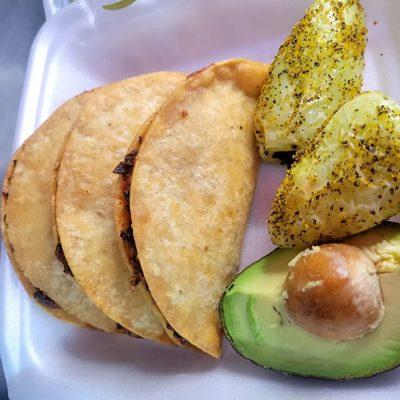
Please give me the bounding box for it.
[1,0,400,399]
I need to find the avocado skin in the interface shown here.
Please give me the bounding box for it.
[220,222,400,380]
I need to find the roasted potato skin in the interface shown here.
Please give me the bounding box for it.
[269,92,400,247]
[254,0,367,162]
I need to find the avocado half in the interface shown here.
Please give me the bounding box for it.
[220,222,400,379]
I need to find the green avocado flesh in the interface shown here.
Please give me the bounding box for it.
[221,222,400,379]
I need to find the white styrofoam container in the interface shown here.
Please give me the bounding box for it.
[1,0,400,399]
[42,0,75,19]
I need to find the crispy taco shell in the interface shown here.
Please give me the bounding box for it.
[128,59,269,357]
[56,72,185,343]
[1,96,117,331]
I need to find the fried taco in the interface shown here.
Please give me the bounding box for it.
[1,96,118,331]
[115,59,269,357]
[114,116,191,346]
[56,72,185,344]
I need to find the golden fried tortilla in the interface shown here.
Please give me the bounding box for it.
[114,115,192,346]
[130,59,269,357]
[1,97,117,331]
[56,72,185,343]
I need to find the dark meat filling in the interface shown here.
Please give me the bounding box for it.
[116,323,142,338]
[114,151,146,287]
[166,322,189,345]
[55,242,74,276]
[113,149,139,175]
[33,288,60,309]
[129,243,146,283]
[123,187,130,212]
[130,274,140,287]
[120,226,134,243]
[119,225,146,287]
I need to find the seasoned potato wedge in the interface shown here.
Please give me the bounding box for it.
[269,91,400,247]
[254,0,366,162]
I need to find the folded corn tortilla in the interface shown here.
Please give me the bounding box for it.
[56,72,185,343]
[128,59,269,357]
[1,96,118,331]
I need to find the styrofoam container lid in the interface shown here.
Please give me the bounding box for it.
[1,0,400,399]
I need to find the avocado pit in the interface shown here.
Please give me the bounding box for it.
[283,243,385,341]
